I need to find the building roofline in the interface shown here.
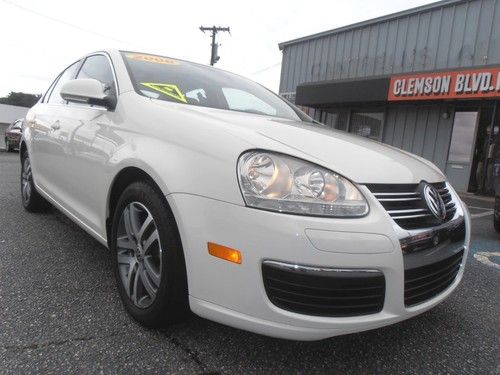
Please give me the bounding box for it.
[278,0,466,50]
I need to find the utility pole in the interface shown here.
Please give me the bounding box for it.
[199,25,230,66]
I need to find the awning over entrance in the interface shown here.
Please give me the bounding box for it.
[295,65,500,107]
[296,77,389,107]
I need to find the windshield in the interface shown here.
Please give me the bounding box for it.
[121,51,305,121]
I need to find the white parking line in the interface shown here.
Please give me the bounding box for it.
[474,252,500,269]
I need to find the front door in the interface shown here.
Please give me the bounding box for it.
[30,61,80,196]
[445,111,479,192]
[54,54,118,235]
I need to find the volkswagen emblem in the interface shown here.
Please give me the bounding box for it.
[423,184,446,221]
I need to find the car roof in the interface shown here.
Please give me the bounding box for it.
[87,49,243,78]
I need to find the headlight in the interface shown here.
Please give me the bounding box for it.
[237,151,368,217]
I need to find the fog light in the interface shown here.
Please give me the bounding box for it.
[208,242,242,264]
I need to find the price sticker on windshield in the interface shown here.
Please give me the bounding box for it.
[127,54,180,65]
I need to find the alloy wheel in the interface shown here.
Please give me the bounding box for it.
[21,157,32,202]
[116,202,162,309]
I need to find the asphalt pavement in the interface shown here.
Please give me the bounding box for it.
[0,150,498,374]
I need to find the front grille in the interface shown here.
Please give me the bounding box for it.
[262,261,385,317]
[366,182,457,229]
[404,249,464,306]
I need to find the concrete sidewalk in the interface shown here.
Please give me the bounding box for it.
[459,192,495,214]
[459,191,495,204]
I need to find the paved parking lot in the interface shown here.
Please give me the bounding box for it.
[0,150,498,374]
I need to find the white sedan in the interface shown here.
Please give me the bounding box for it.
[21,50,470,341]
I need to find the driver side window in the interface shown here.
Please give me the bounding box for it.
[76,54,116,96]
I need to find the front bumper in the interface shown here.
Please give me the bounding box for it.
[167,185,470,341]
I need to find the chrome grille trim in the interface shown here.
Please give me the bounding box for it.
[391,213,433,220]
[378,197,422,202]
[372,192,420,197]
[366,182,458,230]
[262,260,381,274]
[387,208,428,214]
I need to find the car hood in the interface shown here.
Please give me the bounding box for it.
[150,100,445,184]
[248,118,445,184]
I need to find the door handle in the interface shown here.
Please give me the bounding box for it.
[51,122,60,130]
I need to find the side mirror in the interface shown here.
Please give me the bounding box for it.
[60,78,116,110]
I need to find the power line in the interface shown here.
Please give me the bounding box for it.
[0,0,135,46]
[251,62,281,75]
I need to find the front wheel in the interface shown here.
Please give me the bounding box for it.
[111,181,189,327]
[494,212,500,233]
[21,152,51,212]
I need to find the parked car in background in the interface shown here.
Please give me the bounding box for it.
[4,119,23,152]
[494,131,500,232]
[20,50,471,340]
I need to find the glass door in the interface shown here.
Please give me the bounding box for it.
[445,111,479,192]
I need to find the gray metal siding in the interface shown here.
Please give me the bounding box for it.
[319,105,453,172]
[279,0,500,94]
[382,105,454,171]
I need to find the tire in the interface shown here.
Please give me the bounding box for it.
[111,181,189,327]
[494,213,500,233]
[21,152,51,212]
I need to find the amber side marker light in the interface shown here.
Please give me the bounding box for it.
[208,242,242,264]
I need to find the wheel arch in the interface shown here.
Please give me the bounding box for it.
[106,166,170,247]
[19,140,27,159]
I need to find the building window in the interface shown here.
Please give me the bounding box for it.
[296,105,315,118]
[280,92,296,103]
[320,110,349,130]
[349,112,384,140]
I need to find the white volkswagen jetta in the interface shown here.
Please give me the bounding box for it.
[21,50,470,341]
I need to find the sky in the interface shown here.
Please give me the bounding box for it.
[0,0,436,97]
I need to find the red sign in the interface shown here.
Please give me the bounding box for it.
[388,67,500,101]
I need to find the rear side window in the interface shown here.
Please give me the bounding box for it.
[42,77,59,103]
[47,62,80,105]
[76,55,116,96]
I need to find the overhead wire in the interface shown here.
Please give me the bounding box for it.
[0,0,137,46]
[251,62,281,75]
